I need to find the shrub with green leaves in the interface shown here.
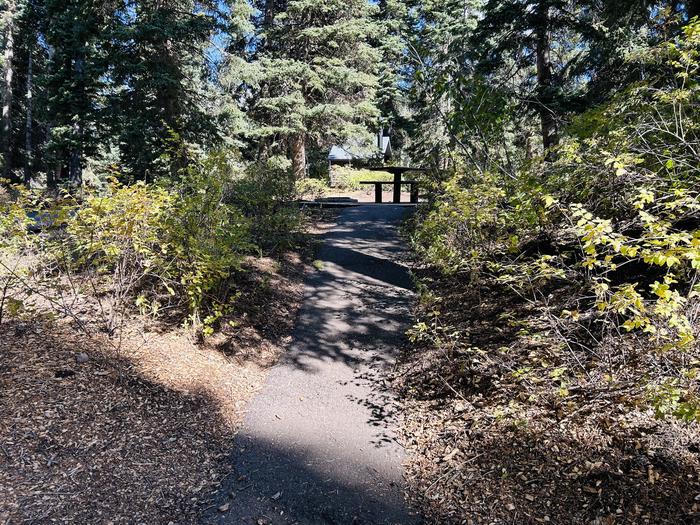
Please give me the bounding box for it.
[411,170,510,274]
[228,156,307,252]
[295,177,328,200]
[0,153,252,336]
[329,166,394,191]
[411,21,700,421]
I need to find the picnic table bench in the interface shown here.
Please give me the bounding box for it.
[359,180,419,204]
[358,166,427,204]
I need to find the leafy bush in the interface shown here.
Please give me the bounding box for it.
[228,156,307,252]
[536,21,700,351]
[0,153,252,336]
[329,166,394,191]
[411,170,510,274]
[295,177,328,200]
[411,22,700,420]
[163,152,252,331]
[553,192,699,348]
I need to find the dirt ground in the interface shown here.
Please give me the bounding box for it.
[393,270,700,525]
[308,186,416,204]
[1,321,234,524]
[0,214,337,524]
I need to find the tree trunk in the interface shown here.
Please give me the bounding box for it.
[44,40,58,189]
[2,0,16,179]
[68,54,85,186]
[687,0,700,20]
[24,45,33,185]
[47,164,61,189]
[290,133,306,179]
[69,140,82,185]
[535,1,558,158]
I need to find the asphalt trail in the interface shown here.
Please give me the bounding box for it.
[207,205,421,525]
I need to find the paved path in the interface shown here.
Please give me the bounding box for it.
[206,205,421,525]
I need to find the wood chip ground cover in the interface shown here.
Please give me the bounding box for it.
[0,212,336,524]
[1,323,231,523]
[394,271,700,525]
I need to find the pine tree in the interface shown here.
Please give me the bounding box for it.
[402,0,482,168]
[108,0,221,181]
[0,0,227,185]
[229,0,382,178]
[471,1,686,158]
[1,0,20,179]
[39,0,114,185]
[374,0,408,138]
[472,0,574,156]
[19,0,36,184]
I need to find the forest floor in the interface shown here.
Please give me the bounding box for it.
[392,268,700,525]
[0,211,336,524]
[5,201,697,525]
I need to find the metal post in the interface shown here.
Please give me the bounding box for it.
[375,183,383,203]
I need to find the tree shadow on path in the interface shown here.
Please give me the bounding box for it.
[205,205,423,525]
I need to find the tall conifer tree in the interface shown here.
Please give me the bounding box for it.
[109,1,221,181]
[228,0,381,178]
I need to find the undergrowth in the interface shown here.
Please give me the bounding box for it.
[410,23,700,420]
[329,166,394,191]
[401,22,700,524]
[0,151,309,339]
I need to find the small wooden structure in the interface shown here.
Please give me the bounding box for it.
[328,130,392,168]
[360,166,427,204]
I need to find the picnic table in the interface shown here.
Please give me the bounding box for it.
[359,166,427,204]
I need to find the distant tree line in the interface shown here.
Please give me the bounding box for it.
[0,0,698,185]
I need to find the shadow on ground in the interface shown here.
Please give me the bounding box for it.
[204,205,422,525]
[203,434,422,525]
[0,321,235,524]
[280,206,416,373]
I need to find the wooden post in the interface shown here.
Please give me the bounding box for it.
[410,183,419,204]
[393,173,402,203]
[375,183,383,203]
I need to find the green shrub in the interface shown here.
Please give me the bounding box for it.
[228,156,307,252]
[329,166,394,191]
[295,177,328,200]
[0,152,253,336]
[412,170,510,274]
[411,21,700,420]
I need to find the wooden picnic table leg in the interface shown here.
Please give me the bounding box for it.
[375,183,383,203]
[393,173,402,203]
[410,183,419,204]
